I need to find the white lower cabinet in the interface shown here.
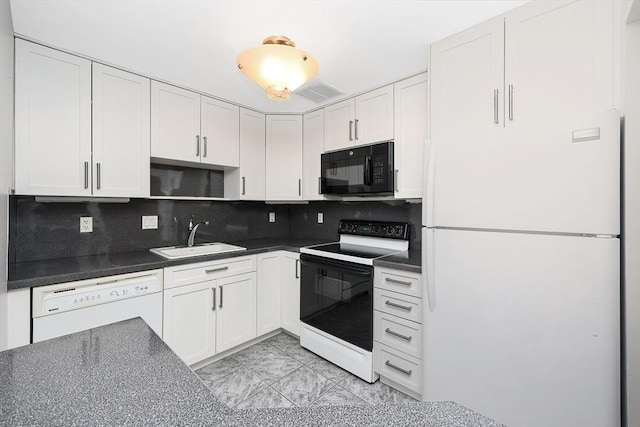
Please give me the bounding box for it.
[373,266,423,398]
[162,255,257,365]
[281,252,301,336]
[256,252,283,336]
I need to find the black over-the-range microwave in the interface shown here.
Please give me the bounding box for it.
[320,141,394,196]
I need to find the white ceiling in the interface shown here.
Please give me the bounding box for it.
[9,0,528,114]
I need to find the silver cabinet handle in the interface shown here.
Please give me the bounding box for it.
[385,277,412,286]
[385,328,412,342]
[203,136,208,157]
[349,120,354,141]
[508,84,514,121]
[493,89,499,124]
[205,266,229,274]
[394,169,399,192]
[295,259,300,279]
[385,300,412,311]
[318,177,322,194]
[211,287,216,311]
[298,179,301,196]
[84,162,89,189]
[219,285,224,308]
[354,118,359,140]
[385,360,412,376]
[196,135,200,156]
[242,177,246,195]
[96,163,101,190]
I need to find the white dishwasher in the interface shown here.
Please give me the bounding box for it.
[32,269,164,343]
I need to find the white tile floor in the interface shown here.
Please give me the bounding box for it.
[195,332,418,409]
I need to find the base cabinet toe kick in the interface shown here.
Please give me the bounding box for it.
[373,266,423,399]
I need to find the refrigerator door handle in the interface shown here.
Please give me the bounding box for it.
[424,228,436,312]
[423,139,436,227]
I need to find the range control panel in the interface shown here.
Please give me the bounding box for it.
[338,220,410,240]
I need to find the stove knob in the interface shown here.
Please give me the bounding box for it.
[395,225,405,236]
[339,223,348,232]
[386,226,394,235]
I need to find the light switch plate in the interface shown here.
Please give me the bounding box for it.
[317,212,324,224]
[80,217,93,233]
[142,215,158,230]
[269,212,276,223]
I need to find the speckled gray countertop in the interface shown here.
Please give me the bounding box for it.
[8,237,422,290]
[0,318,503,427]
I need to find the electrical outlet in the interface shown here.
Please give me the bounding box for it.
[80,217,93,233]
[142,215,158,230]
[269,212,276,223]
[317,212,324,224]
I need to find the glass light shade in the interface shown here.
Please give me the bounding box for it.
[237,36,318,100]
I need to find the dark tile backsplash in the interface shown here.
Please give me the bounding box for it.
[9,196,422,263]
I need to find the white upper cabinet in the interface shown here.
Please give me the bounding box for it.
[92,64,150,198]
[151,81,201,163]
[393,73,427,199]
[15,39,92,196]
[302,109,325,200]
[225,108,265,200]
[266,115,303,201]
[429,0,618,235]
[324,85,394,152]
[15,40,150,198]
[200,96,240,167]
[151,81,239,168]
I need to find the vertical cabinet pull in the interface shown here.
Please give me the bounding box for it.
[211,288,216,311]
[84,162,89,189]
[493,89,499,124]
[203,136,208,157]
[96,163,101,190]
[354,119,359,140]
[349,120,354,141]
[298,179,301,196]
[508,84,514,121]
[318,177,322,194]
[394,169,399,192]
[219,285,224,308]
[295,259,300,278]
[196,135,200,157]
[242,177,246,195]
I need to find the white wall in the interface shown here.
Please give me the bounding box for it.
[623,1,640,426]
[0,0,14,351]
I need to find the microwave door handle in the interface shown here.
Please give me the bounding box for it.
[364,156,372,186]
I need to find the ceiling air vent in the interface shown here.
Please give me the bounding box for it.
[295,80,343,103]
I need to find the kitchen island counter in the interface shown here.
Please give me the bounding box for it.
[0,318,504,427]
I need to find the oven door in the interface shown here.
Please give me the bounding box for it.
[300,254,374,351]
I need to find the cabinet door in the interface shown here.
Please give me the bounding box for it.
[354,84,394,145]
[238,108,265,200]
[302,109,325,200]
[200,96,240,167]
[281,252,301,336]
[324,98,355,152]
[266,115,303,201]
[256,252,282,336]
[429,16,504,142]
[151,81,201,163]
[393,73,427,199]
[92,64,150,197]
[217,272,257,352]
[163,281,217,365]
[14,39,92,196]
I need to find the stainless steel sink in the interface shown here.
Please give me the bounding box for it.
[150,243,246,259]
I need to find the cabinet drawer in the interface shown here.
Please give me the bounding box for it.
[374,311,422,359]
[374,267,422,298]
[374,342,422,394]
[164,255,257,289]
[374,288,422,323]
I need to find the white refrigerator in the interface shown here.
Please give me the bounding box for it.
[421,110,621,427]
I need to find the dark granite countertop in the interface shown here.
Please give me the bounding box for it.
[0,318,503,426]
[8,238,422,290]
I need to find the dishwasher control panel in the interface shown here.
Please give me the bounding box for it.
[32,270,163,317]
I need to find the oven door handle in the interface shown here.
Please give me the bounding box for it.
[300,258,373,277]
[364,155,372,186]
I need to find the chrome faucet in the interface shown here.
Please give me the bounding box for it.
[187,218,210,247]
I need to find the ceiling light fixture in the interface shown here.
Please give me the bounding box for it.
[237,36,319,101]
